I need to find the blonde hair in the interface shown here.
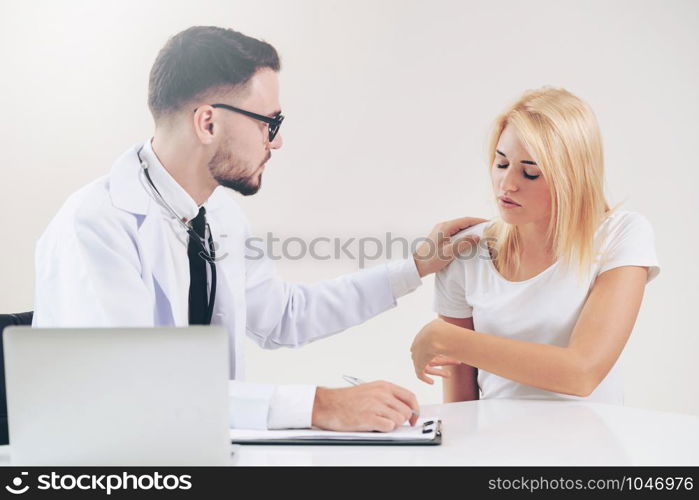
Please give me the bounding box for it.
[484,87,612,278]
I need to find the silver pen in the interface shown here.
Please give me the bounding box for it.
[342,374,420,419]
[342,374,365,386]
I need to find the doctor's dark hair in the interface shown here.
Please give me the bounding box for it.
[147,26,280,121]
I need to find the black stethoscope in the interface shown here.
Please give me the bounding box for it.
[137,146,217,324]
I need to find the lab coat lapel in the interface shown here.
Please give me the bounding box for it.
[109,143,182,325]
[108,144,150,215]
[139,205,183,325]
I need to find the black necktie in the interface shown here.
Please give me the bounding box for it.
[188,207,210,325]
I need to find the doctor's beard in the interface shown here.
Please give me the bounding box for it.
[208,143,268,196]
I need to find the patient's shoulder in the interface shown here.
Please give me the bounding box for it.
[438,220,494,279]
[595,210,655,247]
[451,220,493,241]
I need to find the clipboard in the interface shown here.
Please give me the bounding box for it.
[230,418,442,446]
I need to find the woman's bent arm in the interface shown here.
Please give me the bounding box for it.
[413,266,649,396]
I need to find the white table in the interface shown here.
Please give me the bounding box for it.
[1,399,697,466]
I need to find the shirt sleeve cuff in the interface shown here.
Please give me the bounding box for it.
[386,258,423,299]
[267,384,317,429]
[228,380,275,430]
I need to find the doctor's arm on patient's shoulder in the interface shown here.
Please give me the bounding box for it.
[242,216,484,350]
[411,266,649,398]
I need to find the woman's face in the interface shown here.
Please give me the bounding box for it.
[491,125,551,227]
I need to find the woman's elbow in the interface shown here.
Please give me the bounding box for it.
[570,379,596,398]
[568,361,605,397]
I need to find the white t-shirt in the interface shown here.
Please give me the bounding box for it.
[433,210,660,404]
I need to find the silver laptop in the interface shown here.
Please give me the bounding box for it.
[3,326,231,465]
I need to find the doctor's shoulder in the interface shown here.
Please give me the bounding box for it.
[42,175,106,228]
[35,174,141,264]
[46,175,138,240]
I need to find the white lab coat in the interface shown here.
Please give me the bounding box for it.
[33,144,407,428]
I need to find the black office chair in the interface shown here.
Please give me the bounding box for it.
[0,311,33,445]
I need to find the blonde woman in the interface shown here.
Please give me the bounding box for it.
[410,87,660,403]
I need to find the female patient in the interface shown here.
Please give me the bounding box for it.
[411,87,660,403]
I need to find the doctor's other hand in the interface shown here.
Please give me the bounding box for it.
[411,319,461,385]
[311,381,419,432]
[413,216,486,278]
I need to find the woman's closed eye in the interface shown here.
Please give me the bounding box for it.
[496,163,540,180]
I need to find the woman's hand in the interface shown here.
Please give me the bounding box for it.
[411,320,461,384]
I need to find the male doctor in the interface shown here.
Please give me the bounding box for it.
[33,26,482,432]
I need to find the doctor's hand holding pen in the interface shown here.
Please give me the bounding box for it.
[311,379,420,432]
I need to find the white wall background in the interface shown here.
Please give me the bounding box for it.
[1,0,697,415]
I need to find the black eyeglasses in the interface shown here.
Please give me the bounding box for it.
[210,103,284,142]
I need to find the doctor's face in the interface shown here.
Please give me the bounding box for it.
[208,68,283,195]
[490,124,551,227]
